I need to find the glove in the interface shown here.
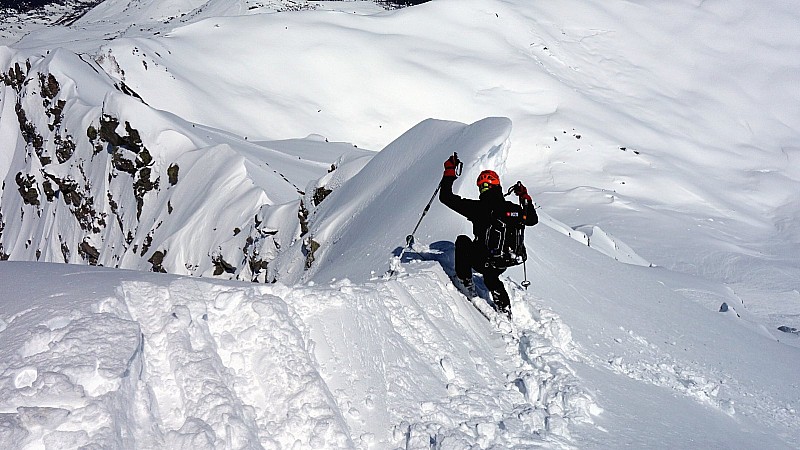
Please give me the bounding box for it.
[443,154,460,178]
[513,182,532,203]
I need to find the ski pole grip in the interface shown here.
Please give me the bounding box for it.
[506,181,522,196]
[452,152,463,177]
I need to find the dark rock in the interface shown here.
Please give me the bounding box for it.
[135,148,152,168]
[15,102,44,151]
[99,115,122,147]
[133,166,158,219]
[167,163,179,186]
[303,237,320,270]
[124,121,143,151]
[55,134,75,163]
[60,238,70,262]
[298,200,309,236]
[39,73,60,100]
[313,186,332,206]
[78,240,99,265]
[42,179,56,201]
[148,250,167,273]
[212,254,236,276]
[140,232,153,256]
[111,149,137,174]
[15,172,40,206]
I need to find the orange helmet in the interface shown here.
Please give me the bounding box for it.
[476,170,500,192]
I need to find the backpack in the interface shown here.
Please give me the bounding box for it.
[483,201,527,269]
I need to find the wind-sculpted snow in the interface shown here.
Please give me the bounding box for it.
[275,117,513,284]
[273,115,651,285]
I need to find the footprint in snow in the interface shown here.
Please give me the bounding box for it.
[439,356,455,380]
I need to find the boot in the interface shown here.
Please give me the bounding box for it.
[491,288,511,318]
[456,276,477,298]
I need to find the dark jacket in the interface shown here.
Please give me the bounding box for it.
[439,176,538,244]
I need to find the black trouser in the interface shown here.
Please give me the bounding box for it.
[455,235,510,311]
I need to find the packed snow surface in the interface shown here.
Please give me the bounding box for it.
[1,0,799,448]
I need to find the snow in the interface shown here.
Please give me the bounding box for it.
[0,261,589,448]
[275,117,514,284]
[1,0,800,448]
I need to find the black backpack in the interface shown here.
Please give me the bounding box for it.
[483,201,527,269]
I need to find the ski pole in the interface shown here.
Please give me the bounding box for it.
[406,183,440,248]
[521,260,531,289]
[405,153,462,247]
[507,180,532,289]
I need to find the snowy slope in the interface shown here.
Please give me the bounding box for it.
[275,117,513,284]
[1,0,800,448]
[3,0,798,328]
[2,225,798,448]
[2,117,799,448]
[0,258,598,448]
[0,43,372,281]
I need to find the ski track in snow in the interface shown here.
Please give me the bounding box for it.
[599,325,738,413]
[593,323,800,434]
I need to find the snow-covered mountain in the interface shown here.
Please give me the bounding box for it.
[1,0,799,448]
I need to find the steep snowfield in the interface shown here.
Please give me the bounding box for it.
[274,117,514,284]
[2,227,797,448]
[3,0,798,328]
[2,118,799,448]
[1,0,800,447]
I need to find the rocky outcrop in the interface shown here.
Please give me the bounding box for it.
[0,50,312,282]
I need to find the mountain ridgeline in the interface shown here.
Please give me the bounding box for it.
[0,48,358,282]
